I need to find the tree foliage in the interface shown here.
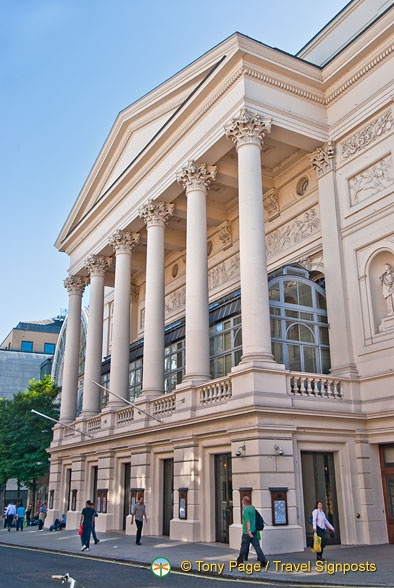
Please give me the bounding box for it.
[0,375,60,488]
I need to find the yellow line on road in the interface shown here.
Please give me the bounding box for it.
[0,543,384,588]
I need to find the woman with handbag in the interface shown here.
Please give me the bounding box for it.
[312,501,334,561]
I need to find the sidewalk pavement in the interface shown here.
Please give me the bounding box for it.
[0,526,393,586]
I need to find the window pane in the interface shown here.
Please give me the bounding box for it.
[233,316,241,325]
[224,320,231,330]
[216,356,225,377]
[234,328,242,347]
[136,370,142,383]
[21,341,33,352]
[304,346,317,373]
[164,358,170,371]
[216,334,224,353]
[285,309,298,318]
[288,345,301,371]
[383,447,394,467]
[225,354,232,375]
[321,348,331,374]
[224,332,231,350]
[287,323,300,341]
[320,327,329,345]
[298,282,313,307]
[318,314,328,323]
[215,323,223,333]
[284,280,297,304]
[210,360,215,379]
[272,341,283,364]
[176,352,183,367]
[316,291,327,310]
[234,350,242,367]
[271,318,282,338]
[300,312,313,321]
[270,306,281,316]
[170,356,177,370]
[177,371,183,384]
[299,325,314,343]
[209,338,214,356]
[44,343,55,354]
[269,283,280,301]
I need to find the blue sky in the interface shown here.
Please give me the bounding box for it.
[0,0,348,341]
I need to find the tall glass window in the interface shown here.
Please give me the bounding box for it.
[209,315,242,379]
[129,359,143,400]
[164,341,185,393]
[100,373,110,409]
[268,266,330,374]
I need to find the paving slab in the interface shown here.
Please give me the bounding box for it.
[0,527,393,586]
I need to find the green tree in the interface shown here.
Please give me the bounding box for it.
[0,376,60,513]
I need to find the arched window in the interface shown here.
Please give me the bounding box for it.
[268,265,330,374]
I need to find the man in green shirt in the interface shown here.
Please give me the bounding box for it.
[236,496,267,566]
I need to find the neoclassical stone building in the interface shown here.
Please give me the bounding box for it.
[48,0,394,552]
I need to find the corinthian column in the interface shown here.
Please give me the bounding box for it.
[60,277,86,423]
[138,200,174,397]
[81,255,110,417]
[177,161,216,382]
[225,108,275,366]
[108,230,141,407]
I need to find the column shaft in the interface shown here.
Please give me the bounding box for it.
[60,278,85,423]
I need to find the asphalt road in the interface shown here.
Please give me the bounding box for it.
[0,544,303,588]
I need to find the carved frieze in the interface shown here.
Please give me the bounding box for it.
[349,155,394,205]
[340,110,393,160]
[266,207,320,257]
[263,189,280,221]
[309,141,335,178]
[217,221,233,250]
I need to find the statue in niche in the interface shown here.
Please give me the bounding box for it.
[379,263,394,315]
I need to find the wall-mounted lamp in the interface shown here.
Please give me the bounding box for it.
[235,443,246,457]
[274,444,284,456]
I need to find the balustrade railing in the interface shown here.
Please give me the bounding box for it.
[152,394,176,416]
[199,376,232,405]
[87,416,102,432]
[115,406,134,427]
[288,373,343,399]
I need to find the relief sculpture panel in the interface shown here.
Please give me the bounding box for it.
[265,206,320,257]
[348,155,393,205]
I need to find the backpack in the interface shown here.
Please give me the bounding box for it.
[255,508,265,531]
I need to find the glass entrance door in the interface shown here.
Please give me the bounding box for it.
[122,463,131,531]
[379,444,394,544]
[163,459,174,536]
[215,453,233,543]
[301,452,340,545]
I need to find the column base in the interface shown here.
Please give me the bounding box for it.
[136,389,163,401]
[379,313,394,333]
[170,518,201,542]
[236,353,286,372]
[229,523,304,554]
[330,363,359,378]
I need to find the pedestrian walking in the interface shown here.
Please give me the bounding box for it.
[5,502,16,531]
[38,503,47,530]
[312,501,335,561]
[25,504,32,525]
[80,500,95,551]
[130,496,147,545]
[89,503,99,545]
[16,503,25,531]
[236,496,267,567]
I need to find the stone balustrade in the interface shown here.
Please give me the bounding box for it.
[288,372,343,399]
[199,376,232,405]
[87,415,102,432]
[152,394,176,417]
[115,406,134,427]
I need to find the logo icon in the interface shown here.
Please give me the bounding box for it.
[151,557,171,577]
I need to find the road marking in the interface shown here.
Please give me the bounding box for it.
[0,544,384,588]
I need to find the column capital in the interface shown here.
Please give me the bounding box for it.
[138,199,174,228]
[224,107,272,150]
[109,230,141,254]
[176,160,217,194]
[85,255,111,277]
[309,140,336,178]
[64,276,86,295]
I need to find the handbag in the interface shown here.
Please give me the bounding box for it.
[254,508,265,531]
[312,532,321,552]
[78,524,83,536]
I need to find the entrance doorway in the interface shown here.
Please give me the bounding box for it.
[122,463,131,531]
[163,459,174,536]
[379,444,394,543]
[301,452,340,545]
[215,453,233,543]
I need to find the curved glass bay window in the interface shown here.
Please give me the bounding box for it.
[268,265,330,373]
[209,315,242,379]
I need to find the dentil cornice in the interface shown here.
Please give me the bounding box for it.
[309,141,336,178]
[109,230,141,254]
[85,255,111,277]
[224,107,272,150]
[64,276,87,295]
[138,199,175,228]
[176,161,217,193]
